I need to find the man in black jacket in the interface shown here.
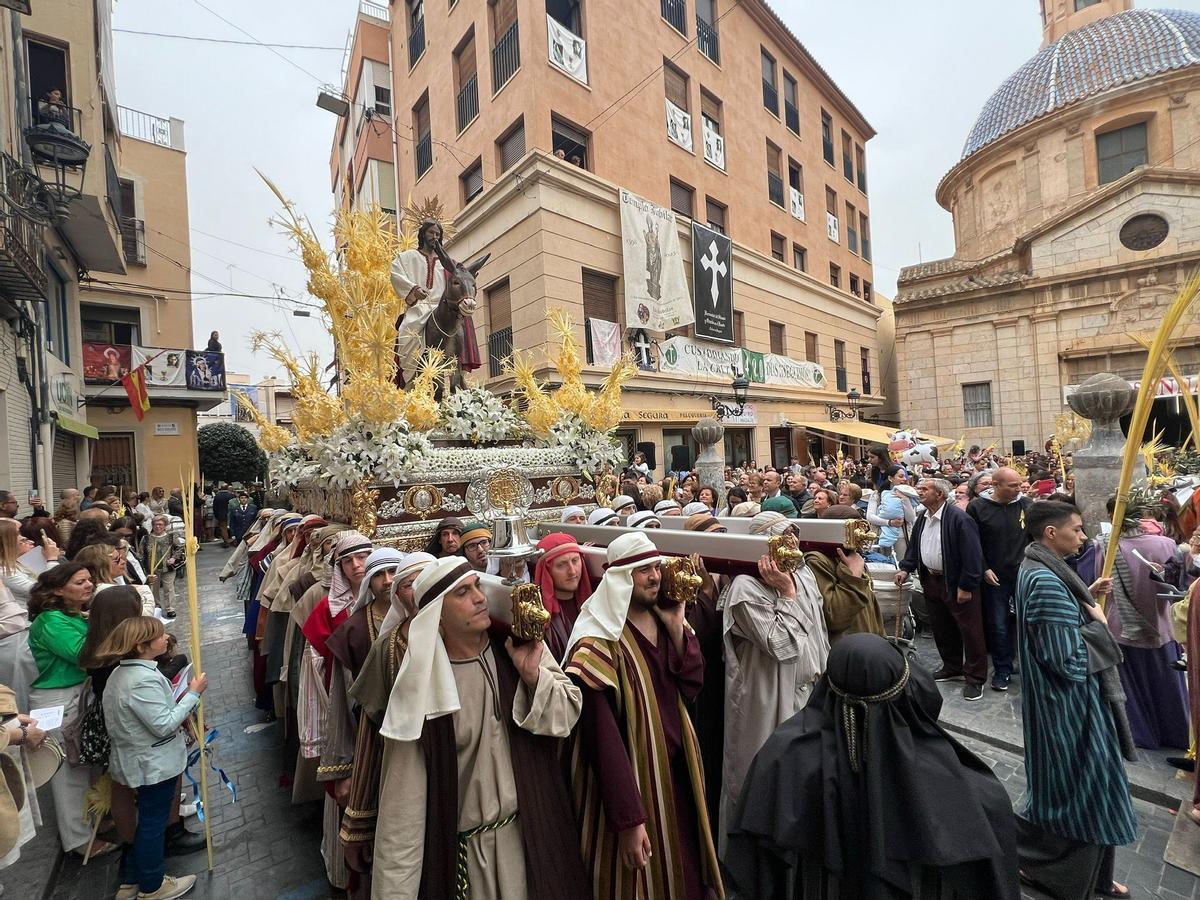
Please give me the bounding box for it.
[896,478,988,701]
[967,467,1033,692]
[212,483,235,547]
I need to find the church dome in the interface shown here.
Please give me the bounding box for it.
[961,8,1200,160]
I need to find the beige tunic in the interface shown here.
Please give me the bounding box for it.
[372,642,581,900]
[719,569,829,851]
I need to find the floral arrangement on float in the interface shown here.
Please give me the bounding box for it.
[232,176,633,543]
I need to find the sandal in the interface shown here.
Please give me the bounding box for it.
[1187,807,1200,827]
[74,838,120,860]
[1097,882,1130,899]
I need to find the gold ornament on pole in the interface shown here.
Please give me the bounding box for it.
[180,468,214,870]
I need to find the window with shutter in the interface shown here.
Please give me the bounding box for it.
[700,90,721,128]
[582,270,619,324]
[414,95,430,137]
[461,160,484,203]
[498,119,525,172]
[734,310,745,345]
[770,232,785,261]
[705,196,726,234]
[670,178,693,217]
[769,321,785,355]
[664,63,689,112]
[456,32,477,85]
[489,279,512,331]
[492,0,518,35]
[805,331,818,363]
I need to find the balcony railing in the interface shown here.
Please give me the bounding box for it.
[359,0,389,21]
[415,132,433,178]
[767,172,784,208]
[117,106,172,147]
[762,81,778,115]
[121,217,146,265]
[456,73,479,133]
[696,16,719,63]
[857,168,868,195]
[785,101,799,134]
[488,326,513,377]
[408,16,426,68]
[843,152,854,181]
[0,152,47,302]
[823,137,834,166]
[661,0,686,33]
[82,342,226,391]
[863,372,872,395]
[492,21,520,93]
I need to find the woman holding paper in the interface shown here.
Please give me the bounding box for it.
[27,563,113,857]
[0,518,60,605]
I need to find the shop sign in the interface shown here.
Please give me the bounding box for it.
[50,372,78,417]
[619,403,757,425]
[658,336,825,389]
[154,422,180,436]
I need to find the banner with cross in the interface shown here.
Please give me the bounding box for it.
[690,221,733,343]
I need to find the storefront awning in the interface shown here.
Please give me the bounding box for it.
[793,419,957,448]
[54,413,99,440]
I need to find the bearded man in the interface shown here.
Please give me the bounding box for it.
[566,531,724,900]
[532,533,593,661]
[372,557,589,899]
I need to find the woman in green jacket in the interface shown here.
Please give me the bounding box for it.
[27,563,114,857]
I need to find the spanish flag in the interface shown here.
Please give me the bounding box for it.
[121,364,151,421]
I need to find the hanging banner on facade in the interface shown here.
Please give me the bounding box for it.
[690,222,733,343]
[658,335,826,389]
[619,189,693,333]
[234,386,260,423]
[82,342,131,383]
[587,318,621,367]
[546,15,587,85]
[132,346,186,387]
[185,350,226,391]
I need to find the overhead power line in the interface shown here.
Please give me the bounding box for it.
[114,29,343,50]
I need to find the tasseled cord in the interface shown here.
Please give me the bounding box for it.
[828,659,910,773]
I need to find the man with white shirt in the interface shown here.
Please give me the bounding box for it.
[896,478,987,701]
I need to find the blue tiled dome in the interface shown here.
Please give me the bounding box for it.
[961,8,1200,159]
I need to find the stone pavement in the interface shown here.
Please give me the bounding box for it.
[912,634,1200,899]
[1,545,329,900]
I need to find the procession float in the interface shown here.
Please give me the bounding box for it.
[239,181,636,550]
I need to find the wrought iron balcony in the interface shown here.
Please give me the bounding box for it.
[408,16,426,68]
[0,152,47,302]
[488,326,513,377]
[696,16,719,63]
[661,0,686,34]
[823,137,834,166]
[762,81,778,115]
[415,132,433,178]
[492,21,520,93]
[117,107,173,147]
[767,172,784,208]
[456,73,479,133]
[785,101,800,135]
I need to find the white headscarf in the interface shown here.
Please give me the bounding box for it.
[328,531,374,615]
[560,505,585,523]
[611,495,637,514]
[682,501,710,516]
[588,508,619,526]
[380,551,436,633]
[565,531,663,653]
[749,511,792,536]
[654,499,683,516]
[379,556,478,741]
[347,547,404,616]
[628,510,661,529]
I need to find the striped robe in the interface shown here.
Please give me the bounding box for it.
[1015,566,1137,847]
[567,626,724,900]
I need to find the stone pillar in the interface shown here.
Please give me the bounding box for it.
[692,417,726,510]
[1066,373,1139,537]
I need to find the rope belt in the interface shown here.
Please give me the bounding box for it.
[456,810,519,899]
[828,659,910,773]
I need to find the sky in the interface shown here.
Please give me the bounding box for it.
[110,0,1200,380]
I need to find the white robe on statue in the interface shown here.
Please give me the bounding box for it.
[719,568,829,852]
[391,248,447,375]
[371,642,581,900]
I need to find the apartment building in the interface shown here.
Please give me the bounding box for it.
[331,0,886,469]
[79,108,225,491]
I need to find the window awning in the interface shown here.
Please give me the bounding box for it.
[792,420,957,448]
[54,413,99,440]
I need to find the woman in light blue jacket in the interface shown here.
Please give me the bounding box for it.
[96,616,207,900]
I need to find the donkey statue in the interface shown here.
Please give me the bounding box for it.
[423,242,489,398]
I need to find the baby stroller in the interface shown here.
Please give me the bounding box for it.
[867,555,918,660]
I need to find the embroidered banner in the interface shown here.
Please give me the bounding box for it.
[619,189,693,333]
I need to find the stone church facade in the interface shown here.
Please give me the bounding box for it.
[895,1,1200,452]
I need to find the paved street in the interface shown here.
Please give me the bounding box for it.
[4,551,1200,899]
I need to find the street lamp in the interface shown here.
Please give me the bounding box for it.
[710,366,750,420]
[826,387,861,422]
[23,102,90,222]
